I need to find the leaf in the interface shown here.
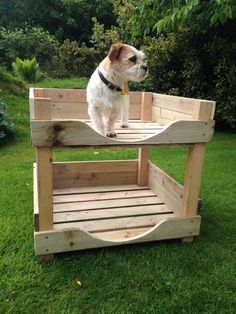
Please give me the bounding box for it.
[210,11,219,25]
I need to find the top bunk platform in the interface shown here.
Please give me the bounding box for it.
[30,88,215,147]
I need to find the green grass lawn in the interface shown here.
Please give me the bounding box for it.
[0,78,236,313]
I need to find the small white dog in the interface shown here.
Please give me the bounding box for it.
[87,43,148,137]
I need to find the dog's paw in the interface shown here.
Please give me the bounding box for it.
[106,132,117,138]
[120,123,129,128]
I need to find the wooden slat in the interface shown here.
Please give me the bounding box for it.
[31,119,215,147]
[34,216,201,255]
[52,160,138,189]
[152,93,198,115]
[43,88,87,102]
[51,102,89,119]
[160,108,193,121]
[53,184,148,195]
[53,196,163,212]
[53,213,175,232]
[148,161,184,215]
[53,189,155,204]
[53,204,172,223]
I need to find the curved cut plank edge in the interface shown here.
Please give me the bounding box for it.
[34,216,201,255]
[31,119,215,147]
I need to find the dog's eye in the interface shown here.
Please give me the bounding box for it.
[129,55,137,63]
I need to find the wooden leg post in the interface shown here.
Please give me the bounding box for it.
[182,143,206,243]
[37,147,54,261]
[138,148,149,186]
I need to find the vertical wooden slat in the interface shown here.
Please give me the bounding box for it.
[138,92,153,186]
[182,100,215,243]
[34,97,54,260]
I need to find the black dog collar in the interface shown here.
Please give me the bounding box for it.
[98,68,125,95]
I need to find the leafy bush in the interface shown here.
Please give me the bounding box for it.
[57,40,99,78]
[12,57,44,83]
[0,66,26,94]
[0,27,59,75]
[140,27,236,130]
[0,101,14,146]
[56,18,120,78]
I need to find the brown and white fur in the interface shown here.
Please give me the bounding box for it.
[87,44,148,137]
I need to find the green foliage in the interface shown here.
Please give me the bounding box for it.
[56,18,120,78]
[0,0,116,44]
[141,27,236,129]
[0,101,14,145]
[0,66,26,95]
[57,40,99,78]
[0,27,59,74]
[127,0,236,37]
[12,57,44,83]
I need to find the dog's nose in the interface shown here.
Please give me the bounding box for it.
[141,65,148,72]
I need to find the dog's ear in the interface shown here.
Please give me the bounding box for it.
[108,44,123,62]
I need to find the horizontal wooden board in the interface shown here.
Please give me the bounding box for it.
[43,88,87,102]
[152,93,197,115]
[54,204,172,223]
[31,119,215,147]
[52,160,138,189]
[148,162,184,215]
[53,189,155,204]
[53,196,163,212]
[53,213,175,233]
[53,184,147,196]
[34,216,201,254]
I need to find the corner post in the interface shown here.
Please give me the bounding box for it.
[137,92,153,186]
[182,100,215,243]
[34,97,54,261]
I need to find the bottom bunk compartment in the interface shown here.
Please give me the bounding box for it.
[33,160,201,255]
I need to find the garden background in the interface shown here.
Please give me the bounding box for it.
[0,1,236,313]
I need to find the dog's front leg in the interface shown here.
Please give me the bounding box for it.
[105,108,119,138]
[88,105,105,135]
[120,84,129,128]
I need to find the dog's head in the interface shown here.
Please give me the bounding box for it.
[107,44,148,82]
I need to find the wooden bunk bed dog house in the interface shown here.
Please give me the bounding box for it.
[30,88,215,261]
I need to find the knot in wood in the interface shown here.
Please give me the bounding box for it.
[53,124,64,132]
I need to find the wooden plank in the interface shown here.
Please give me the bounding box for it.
[153,93,198,115]
[53,195,163,212]
[34,98,53,233]
[43,88,87,102]
[138,148,149,186]
[160,108,193,121]
[53,213,175,232]
[53,189,156,204]
[54,204,172,223]
[138,92,153,186]
[52,160,138,189]
[181,99,215,242]
[34,216,201,255]
[51,102,89,120]
[33,164,39,232]
[31,119,215,147]
[148,161,184,215]
[53,184,148,195]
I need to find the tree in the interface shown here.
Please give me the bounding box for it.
[118,0,236,39]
